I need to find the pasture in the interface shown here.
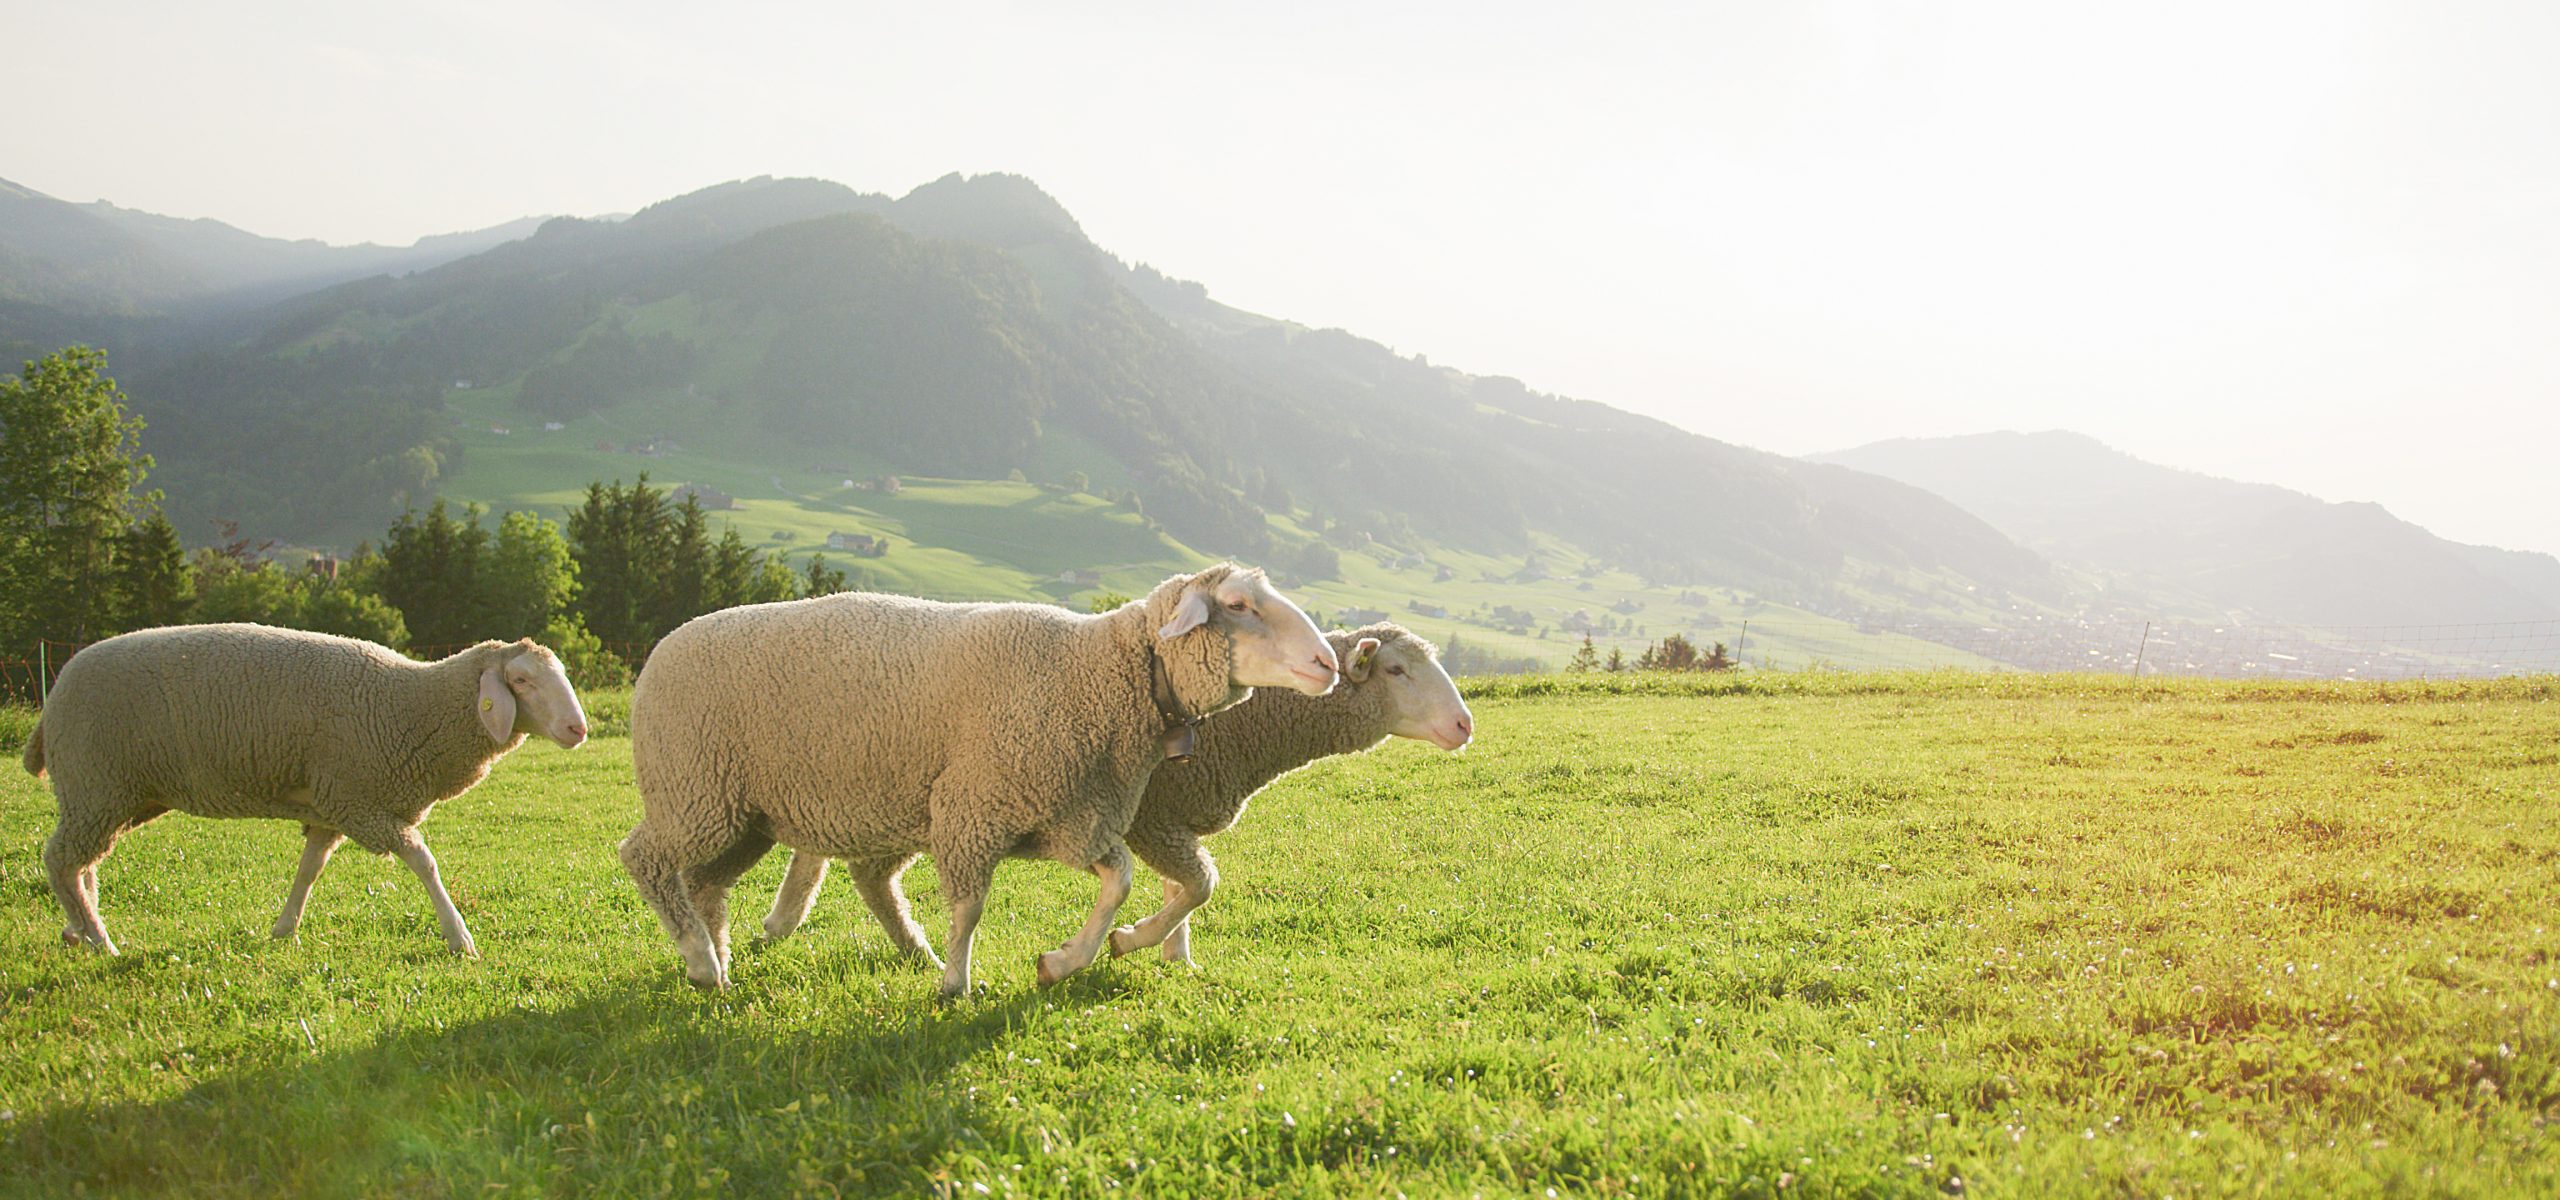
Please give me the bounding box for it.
[2,674,2554,1196]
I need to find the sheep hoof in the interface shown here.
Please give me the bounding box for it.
[59,929,80,948]
[759,920,794,944]
[1107,927,1140,958]
[1035,950,1069,986]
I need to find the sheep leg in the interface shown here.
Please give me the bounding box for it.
[1037,843,1134,986]
[1158,882,1197,965]
[384,829,478,958]
[849,854,940,966]
[930,845,1001,1002]
[685,831,775,976]
[272,824,347,940]
[43,811,121,955]
[619,821,729,989]
[761,851,830,943]
[1110,838,1217,962]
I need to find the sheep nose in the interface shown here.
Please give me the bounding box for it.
[1456,716,1472,737]
[566,723,588,740]
[1312,653,1338,676]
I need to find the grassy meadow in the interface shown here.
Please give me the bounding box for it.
[426,381,2016,675]
[2,673,2555,1196]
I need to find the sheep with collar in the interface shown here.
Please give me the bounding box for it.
[616,563,1339,995]
[21,625,590,956]
[760,622,1472,965]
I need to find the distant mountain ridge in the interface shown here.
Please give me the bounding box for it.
[0,175,546,314]
[2,171,2055,615]
[1810,431,2560,626]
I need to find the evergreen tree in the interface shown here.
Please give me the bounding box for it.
[802,553,848,597]
[0,347,154,644]
[651,495,711,637]
[705,528,759,611]
[565,476,669,647]
[110,512,194,630]
[377,500,490,647]
[1568,634,1600,673]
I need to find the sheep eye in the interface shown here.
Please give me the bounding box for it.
[1386,664,1406,676]
[1225,600,1249,613]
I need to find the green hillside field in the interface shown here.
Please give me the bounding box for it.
[4,673,2553,1196]
[431,384,2015,672]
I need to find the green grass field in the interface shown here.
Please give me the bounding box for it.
[4,675,2555,1196]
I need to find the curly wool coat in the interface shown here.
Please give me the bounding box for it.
[617,566,1258,990]
[25,625,559,954]
[765,623,1453,964]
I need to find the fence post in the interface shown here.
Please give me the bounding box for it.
[1736,621,1749,670]
[2130,621,2152,692]
[37,640,48,708]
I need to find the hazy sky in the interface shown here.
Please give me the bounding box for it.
[8,0,2555,555]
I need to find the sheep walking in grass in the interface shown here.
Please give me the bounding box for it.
[762,623,1472,965]
[617,564,1339,996]
[20,625,591,956]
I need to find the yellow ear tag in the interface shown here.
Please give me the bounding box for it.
[481,697,495,711]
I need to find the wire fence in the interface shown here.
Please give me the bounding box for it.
[6,615,2555,706]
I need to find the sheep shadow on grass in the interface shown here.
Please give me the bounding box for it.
[6,975,1115,1197]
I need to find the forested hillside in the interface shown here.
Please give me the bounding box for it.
[15,172,2052,612]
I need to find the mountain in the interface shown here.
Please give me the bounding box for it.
[0,174,544,317]
[1810,431,2560,626]
[71,172,2053,618]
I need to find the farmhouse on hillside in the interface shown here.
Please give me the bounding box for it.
[827,531,889,557]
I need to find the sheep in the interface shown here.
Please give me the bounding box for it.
[760,622,1473,965]
[616,563,1340,996]
[20,625,591,957]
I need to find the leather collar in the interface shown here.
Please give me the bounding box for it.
[1148,645,1203,763]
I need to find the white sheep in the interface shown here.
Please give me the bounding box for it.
[761,622,1473,964]
[616,564,1339,995]
[21,625,590,956]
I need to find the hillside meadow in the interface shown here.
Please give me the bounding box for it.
[431,382,2021,676]
[1,673,2554,1196]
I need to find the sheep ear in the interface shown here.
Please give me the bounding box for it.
[1158,589,1211,640]
[1345,637,1382,682]
[477,666,517,743]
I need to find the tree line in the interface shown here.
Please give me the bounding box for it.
[0,348,850,696]
[1567,633,1736,673]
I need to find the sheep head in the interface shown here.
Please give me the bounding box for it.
[1340,625,1472,751]
[1154,564,1338,699]
[476,639,590,749]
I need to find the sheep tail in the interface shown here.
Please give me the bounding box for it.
[18,721,42,779]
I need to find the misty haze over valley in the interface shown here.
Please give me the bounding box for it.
[5,167,2553,679]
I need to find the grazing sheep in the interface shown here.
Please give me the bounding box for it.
[762,623,1473,965]
[21,625,590,956]
[617,564,1339,995]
